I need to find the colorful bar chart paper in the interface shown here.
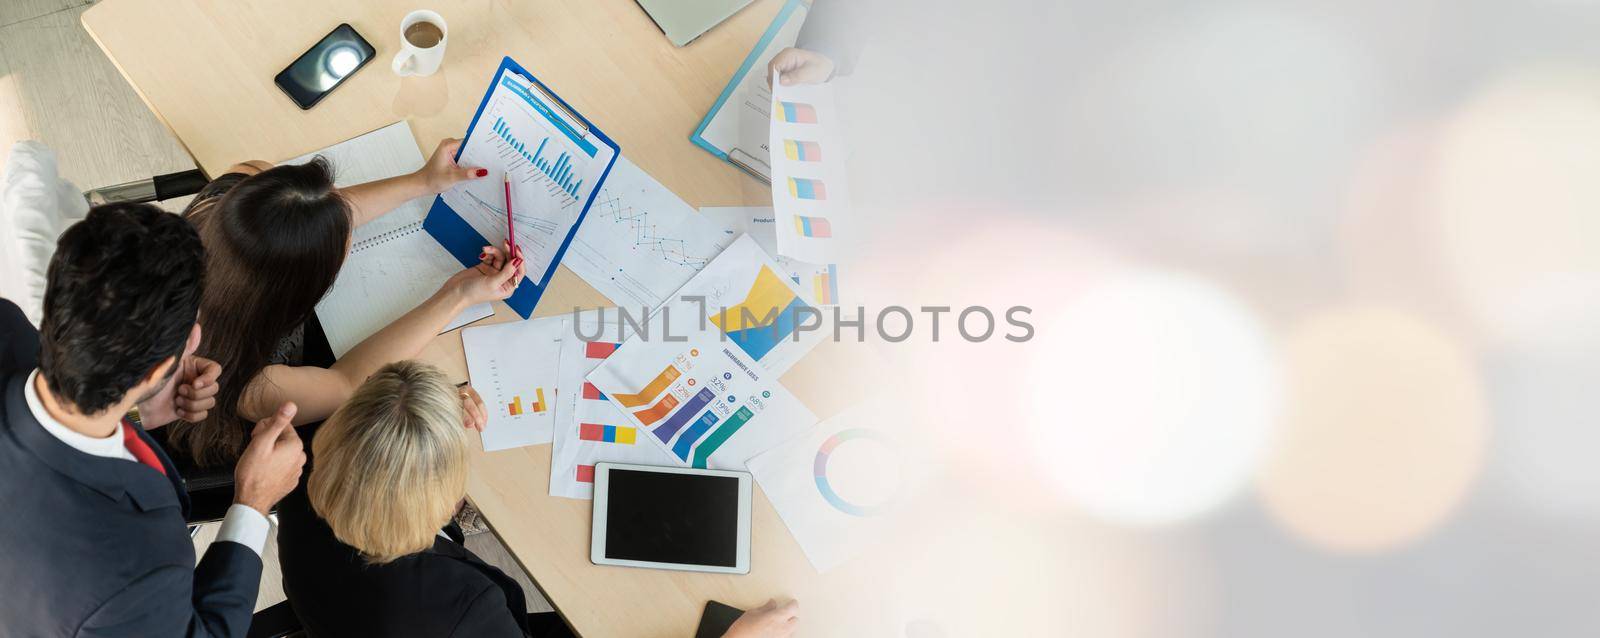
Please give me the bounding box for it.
[633,393,681,425]
[672,410,723,460]
[579,423,637,445]
[793,215,832,238]
[776,101,818,123]
[812,264,839,305]
[787,177,827,200]
[709,266,808,362]
[585,341,619,359]
[783,139,822,162]
[550,311,678,499]
[691,406,754,468]
[654,387,717,443]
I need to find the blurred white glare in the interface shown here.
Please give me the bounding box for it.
[1489,352,1600,521]
[1429,68,1600,351]
[1071,5,1379,201]
[1258,308,1486,553]
[1024,272,1278,526]
[325,45,361,77]
[884,511,1192,637]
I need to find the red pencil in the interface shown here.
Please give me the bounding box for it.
[503,173,517,260]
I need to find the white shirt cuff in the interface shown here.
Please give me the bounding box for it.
[215,504,272,557]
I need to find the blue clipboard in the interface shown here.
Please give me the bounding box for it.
[423,56,621,319]
[689,0,809,182]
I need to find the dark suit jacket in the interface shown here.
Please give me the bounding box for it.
[0,298,262,637]
[276,485,530,638]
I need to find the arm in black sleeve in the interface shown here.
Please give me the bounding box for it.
[0,298,39,373]
[450,585,529,638]
[78,542,263,638]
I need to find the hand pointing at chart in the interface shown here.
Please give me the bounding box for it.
[443,242,525,306]
[421,138,489,194]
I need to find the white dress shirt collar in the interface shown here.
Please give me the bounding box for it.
[23,369,135,463]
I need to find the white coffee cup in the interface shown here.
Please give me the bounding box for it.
[392,10,448,77]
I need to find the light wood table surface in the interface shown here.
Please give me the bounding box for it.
[83,1,891,635]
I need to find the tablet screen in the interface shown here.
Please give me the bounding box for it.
[604,468,741,567]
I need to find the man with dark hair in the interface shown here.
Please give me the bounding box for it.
[0,203,307,637]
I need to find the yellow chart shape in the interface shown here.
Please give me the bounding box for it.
[613,365,681,408]
[710,267,795,332]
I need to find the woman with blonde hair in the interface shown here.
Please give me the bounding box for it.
[274,360,571,637]
[278,361,803,637]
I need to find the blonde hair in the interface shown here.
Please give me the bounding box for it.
[308,361,467,564]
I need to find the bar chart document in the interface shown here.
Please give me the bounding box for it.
[564,157,736,310]
[462,315,566,451]
[550,311,678,499]
[586,318,817,470]
[769,71,852,266]
[425,58,619,318]
[644,234,824,376]
[701,206,841,305]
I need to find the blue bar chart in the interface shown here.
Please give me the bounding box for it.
[492,117,583,198]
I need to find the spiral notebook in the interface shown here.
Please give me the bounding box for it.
[297,121,494,358]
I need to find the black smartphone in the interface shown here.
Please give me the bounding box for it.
[694,600,744,638]
[274,24,375,110]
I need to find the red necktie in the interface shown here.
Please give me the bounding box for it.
[121,420,167,476]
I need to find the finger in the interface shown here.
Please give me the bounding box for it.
[438,138,462,159]
[249,409,291,443]
[460,165,486,181]
[180,394,216,420]
[193,358,222,389]
[481,245,506,269]
[277,413,303,445]
[492,254,522,288]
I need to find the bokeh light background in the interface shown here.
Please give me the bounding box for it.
[820,0,1600,634]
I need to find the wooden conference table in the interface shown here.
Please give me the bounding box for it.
[83,1,885,635]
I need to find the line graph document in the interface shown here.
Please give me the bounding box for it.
[564,157,735,309]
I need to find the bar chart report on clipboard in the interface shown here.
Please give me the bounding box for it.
[427,58,619,317]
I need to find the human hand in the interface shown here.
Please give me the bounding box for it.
[458,385,487,432]
[420,138,487,194]
[767,48,834,86]
[233,403,307,515]
[723,599,800,638]
[444,242,526,306]
[137,324,222,428]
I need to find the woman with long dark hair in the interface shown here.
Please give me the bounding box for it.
[168,140,522,466]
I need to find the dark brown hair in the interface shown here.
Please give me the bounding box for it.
[168,158,351,466]
[39,203,204,414]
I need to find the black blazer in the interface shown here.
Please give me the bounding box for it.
[0,299,262,637]
[276,485,531,638]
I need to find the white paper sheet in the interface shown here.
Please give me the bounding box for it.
[563,157,736,310]
[634,234,824,376]
[747,404,907,572]
[301,122,492,357]
[586,291,818,469]
[549,311,679,499]
[701,206,841,305]
[769,72,853,266]
[440,72,616,286]
[462,315,566,451]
